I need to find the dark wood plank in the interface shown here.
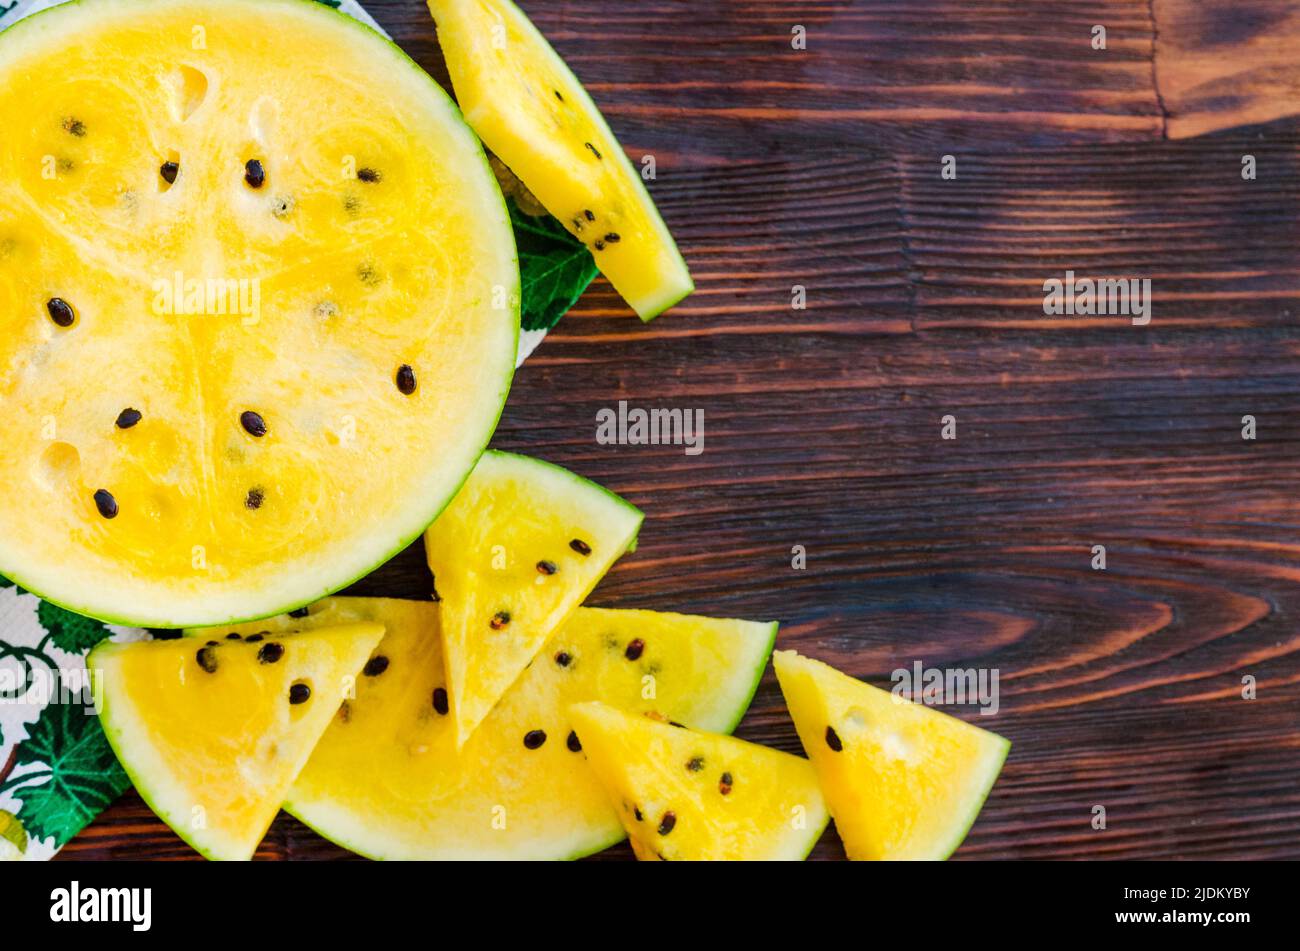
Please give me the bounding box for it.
[57,0,1300,861]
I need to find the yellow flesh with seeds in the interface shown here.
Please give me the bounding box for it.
[425,451,643,747]
[568,702,829,861]
[0,0,518,626]
[195,598,777,860]
[90,622,385,860]
[428,0,692,320]
[772,650,1010,860]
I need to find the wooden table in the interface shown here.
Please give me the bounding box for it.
[62,0,1300,860]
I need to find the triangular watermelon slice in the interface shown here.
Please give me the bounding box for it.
[428,0,693,320]
[425,451,642,747]
[89,622,385,860]
[772,650,1010,860]
[568,701,828,860]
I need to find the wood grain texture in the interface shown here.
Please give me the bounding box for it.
[1155,0,1300,139]
[58,0,1300,861]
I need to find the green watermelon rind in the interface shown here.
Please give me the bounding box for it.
[433,0,693,321]
[88,640,231,861]
[0,0,520,630]
[929,734,1010,860]
[277,611,777,861]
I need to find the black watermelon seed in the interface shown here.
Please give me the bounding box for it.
[536,560,557,576]
[160,161,179,184]
[244,159,265,188]
[686,756,704,772]
[594,240,605,251]
[523,729,547,750]
[624,638,645,661]
[245,633,264,643]
[63,117,86,137]
[583,209,595,222]
[225,632,242,640]
[363,655,389,677]
[93,489,118,519]
[584,142,602,160]
[205,640,219,646]
[719,771,733,795]
[115,408,142,429]
[554,89,564,102]
[658,812,676,836]
[395,364,417,395]
[47,298,75,327]
[357,167,382,183]
[288,607,310,618]
[566,730,582,752]
[554,650,572,667]
[572,217,584,231]
[569,538,591,556]
[258,642,285,664]
[245,487,264,510]
[432,687,449,715]
[490,611,511,631]
[288,682,311,704]
[633,807,643,822]
[605,233,621,243]
[196,647,218,673]
[669,721,686,729]
[240,411,267,437]
[825,725,843,752]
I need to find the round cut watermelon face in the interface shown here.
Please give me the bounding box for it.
[0,0,518,627]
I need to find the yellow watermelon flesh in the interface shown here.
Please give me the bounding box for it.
[568,701,829,861]
[90,621,385,860]
[428,0,693,320]
[424,451,643,747]
[773,650,1010,860]
[196,598,775,859]
[0,0,518,627]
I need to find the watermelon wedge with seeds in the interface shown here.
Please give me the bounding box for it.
[773,650,1010,860]
[428,0,693,320]
[424,451,643,747]
[568,701,829,860]
[0,0,518,628]
[194,597,777,859]
[90,621,385,860]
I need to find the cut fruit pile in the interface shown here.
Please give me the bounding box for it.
[0,0,691,629]
[16,0,1008,863]
[92,452,1009,860]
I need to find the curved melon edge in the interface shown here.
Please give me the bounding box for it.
[88,641,240,861]
[0,0,521,630]
[282,615,775,860]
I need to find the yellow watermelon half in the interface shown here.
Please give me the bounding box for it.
[0,0,518,627]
